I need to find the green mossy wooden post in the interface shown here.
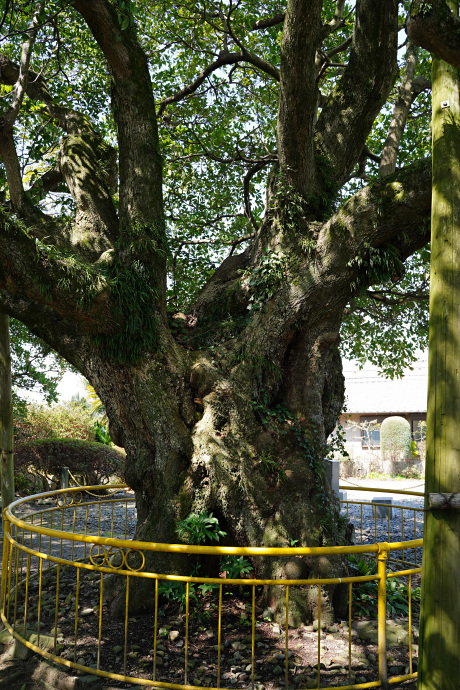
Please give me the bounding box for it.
[418,2,460,687]
[0,313,14,520]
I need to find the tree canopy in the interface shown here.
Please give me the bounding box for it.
[0,0,434,377]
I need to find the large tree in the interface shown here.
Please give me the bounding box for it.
[0,0,434,614]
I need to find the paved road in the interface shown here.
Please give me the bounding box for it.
[339,477,425,505]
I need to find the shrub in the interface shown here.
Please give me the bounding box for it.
[14,401,96,445]
[14,438,125,493]
[380,416,411,464]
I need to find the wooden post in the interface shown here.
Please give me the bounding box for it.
[418,2,460,687]
[0,313,14,520]
[61,466,69,490]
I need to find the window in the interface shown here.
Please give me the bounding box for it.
[359,416,385,447]
[410,414,426,443]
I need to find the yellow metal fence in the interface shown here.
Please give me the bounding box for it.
[1,485,423,689]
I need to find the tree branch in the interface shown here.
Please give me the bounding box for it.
[28,167,65,199]
[0,54,119,254]
[0,128,27,213]
[363,146,382,165]
[277,0,323,195]
[0,0,11,34]
[407,0,460,68]
[366,288,429,306]
[412,74,432,98]
[243,160,270,230]
[0,3,44,215]
[318,159,432,282]
[236,159,432,409]
[250,13,285,31]
[380,40,419,176]
[326,35,353,59]
[0,286,89,372]
[175,233,254,248]
[321,0,349,38]
[316,0,399,188]
[0,56,92,135]
[157,50,279,118]
[1,1,44,130]
[73,0,165,268]
[0,207,112,348]
[0,128,63,241]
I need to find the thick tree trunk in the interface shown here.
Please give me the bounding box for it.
[92,319,349,623]
[86,193,364,622]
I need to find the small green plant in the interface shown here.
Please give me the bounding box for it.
[251,399,294,429]
[347,555,421,617]
[257,452,287,483]
[94,420,112,445]
[347,555,378,616]
[197,582,219,597]
[175,511,227,544]
[158,512,227,608]
[220,555,253,579]
[157,580,193,607]
[417,1,433,15]
[385,579,420,617]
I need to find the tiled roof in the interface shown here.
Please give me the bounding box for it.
[343,357,428,414]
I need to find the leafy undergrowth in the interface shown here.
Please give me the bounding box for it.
[347,555,421,619]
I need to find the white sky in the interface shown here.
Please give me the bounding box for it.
[20,370,88,404]
[56,371,88,401]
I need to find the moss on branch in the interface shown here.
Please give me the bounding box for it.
[0,210,161,363]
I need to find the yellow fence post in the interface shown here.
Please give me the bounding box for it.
[377,542,389,690]
[1,514,10,613]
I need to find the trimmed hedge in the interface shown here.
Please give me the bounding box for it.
[380,416,411,461]
[15,438,125,491]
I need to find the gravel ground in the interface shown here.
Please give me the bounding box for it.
[339,477,425,568]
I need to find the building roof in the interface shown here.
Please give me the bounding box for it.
[343,357,428,414]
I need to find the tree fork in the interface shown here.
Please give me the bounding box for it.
[418,2,460,686]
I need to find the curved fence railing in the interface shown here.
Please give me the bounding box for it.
[340,485,424,569]
[1,484,424,689]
